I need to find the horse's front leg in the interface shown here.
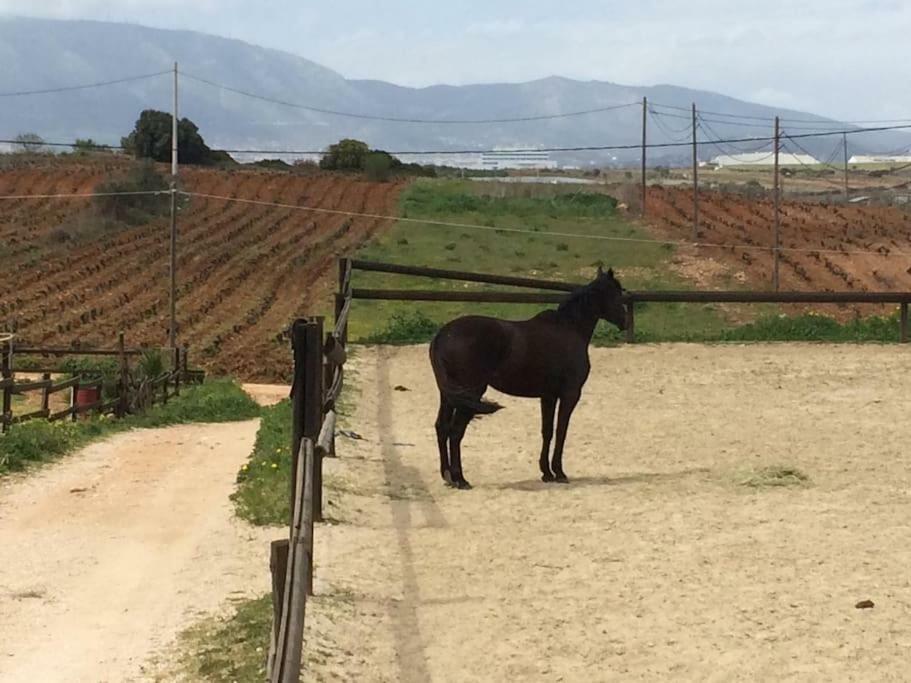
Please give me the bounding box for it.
[539,396,557,482]
[550,390,581,483]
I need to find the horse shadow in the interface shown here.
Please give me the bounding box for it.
[494,466,712,492]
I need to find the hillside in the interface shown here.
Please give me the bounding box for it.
[0,157,403,380]
[1,17,908,165]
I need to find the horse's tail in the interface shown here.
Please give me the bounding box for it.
[430,332,503,417]
[444,391,503,416]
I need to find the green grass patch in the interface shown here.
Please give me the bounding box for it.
[0,379,260,475]
[161,594,271,682]
[718,312,904,342]
[231,399,292,526]
[741,466,810,488]
[349,179,730,342]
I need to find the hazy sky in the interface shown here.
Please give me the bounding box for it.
[3,1,910,120]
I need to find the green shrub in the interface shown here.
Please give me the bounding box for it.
[363,310,439,344]
[364,151,393,181]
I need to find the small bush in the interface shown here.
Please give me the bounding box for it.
[94,162,169,226]
[444,242,457,251]
[364,310,439,344]
[555,242,569,252]
[364,151,393,182]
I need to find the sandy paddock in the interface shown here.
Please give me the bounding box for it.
[306,344,911,682]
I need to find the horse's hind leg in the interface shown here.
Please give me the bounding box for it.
[435,396,455,484]
[448,407,473,490]
[539,396,557,482]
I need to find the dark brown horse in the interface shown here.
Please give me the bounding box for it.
[430,267,626,489]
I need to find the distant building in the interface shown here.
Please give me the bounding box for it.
[480,148,557,170]
[848,155,911,164]
[711,152,819,168]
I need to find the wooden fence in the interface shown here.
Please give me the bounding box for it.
[266,255,911,680]
[0,332,202,433]
[348,258,911,344]
[268,259,351,682]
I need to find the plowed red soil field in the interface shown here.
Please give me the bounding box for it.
[646,187,911,295]
[0,161,403,381]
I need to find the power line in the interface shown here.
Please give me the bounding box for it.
[0,71,171,97]
[648,108,692,142]
[178,190,911,258]
[0,190,167,200]
[652,101,911,127]
[0,139,124,150]
[182,71,641,124]
[5,123,911,159]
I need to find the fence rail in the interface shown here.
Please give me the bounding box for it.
[346,259,911,344]
[0,333,201,432]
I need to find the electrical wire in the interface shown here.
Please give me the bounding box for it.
[181,71,641,124]
[0,71,171,97]
[4,123,911,158]
[178,190,911,258]
[0,190,168,200]
[0,139,124,150]
[648,109,693,143]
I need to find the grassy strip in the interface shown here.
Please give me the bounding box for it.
[362,308,907,345]
[0,379,260,475]
[349,179,730,343]
[158,594,271,682]
[349,180,909,345]
[231,399,292,526]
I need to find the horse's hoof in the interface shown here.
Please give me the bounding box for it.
[442,470,453,484]
[454,479,472,490]
[554,474,570,484]
[541,472,555,483]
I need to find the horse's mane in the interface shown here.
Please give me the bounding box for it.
[556,281,598,322]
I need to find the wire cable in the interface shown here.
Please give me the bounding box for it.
[181,71,641,124]
[0,190,167,200]
[0,71,171,97]
[178,190,911,258]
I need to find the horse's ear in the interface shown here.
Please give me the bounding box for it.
[607,268,614,278]
[597,265,604,277]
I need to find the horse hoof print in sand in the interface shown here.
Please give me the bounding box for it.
[430,267,626,489]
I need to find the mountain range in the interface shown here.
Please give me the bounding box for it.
[1,16,908,167]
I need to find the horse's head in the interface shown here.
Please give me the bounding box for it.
[592,265,626,330]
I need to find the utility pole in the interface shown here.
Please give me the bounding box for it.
[691,102,698,241]
[842,132,849,200]
[169,62,179,352]
[773,116,781,292]
[641,96,647,216]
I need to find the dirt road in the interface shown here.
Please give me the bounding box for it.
[0,420,272,682]
[305,344,911,681]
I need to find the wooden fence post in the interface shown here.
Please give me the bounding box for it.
[117,332,129,417]
[289,319,308,525]
[901,302,909,343]
[41,373,51,415]
[625,302,636,343]
[173,347,181,397]
[267,538,290,679]
[1,344,11,433]
[304,318,324,536]
[71,377,80,422]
